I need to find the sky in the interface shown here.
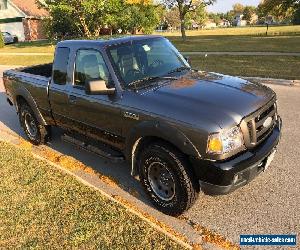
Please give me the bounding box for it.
[207,0,261,13]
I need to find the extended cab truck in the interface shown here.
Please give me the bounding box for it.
[3,36,282,216]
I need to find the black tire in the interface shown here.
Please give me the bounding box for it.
[139,142,199,216]
[19,102,49,145]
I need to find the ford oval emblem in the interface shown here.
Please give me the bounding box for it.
[263,117,273,128]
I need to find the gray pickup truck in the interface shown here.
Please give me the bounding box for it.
[3,36,282,216]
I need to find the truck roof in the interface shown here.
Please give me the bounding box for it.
[57,35,163,48]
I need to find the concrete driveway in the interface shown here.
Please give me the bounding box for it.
[1,66,299,246]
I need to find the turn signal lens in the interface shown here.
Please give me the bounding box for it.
[207,126,245,155]
[207,135,223,154]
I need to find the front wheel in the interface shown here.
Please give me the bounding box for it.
[139,142,199,216]
[19,102,50,145]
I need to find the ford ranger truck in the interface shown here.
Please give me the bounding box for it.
[3,36,282,216]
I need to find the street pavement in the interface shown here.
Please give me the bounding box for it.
[1,66,299,246]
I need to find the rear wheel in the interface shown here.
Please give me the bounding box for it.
[139,142,199,216]
[19,102,50,145]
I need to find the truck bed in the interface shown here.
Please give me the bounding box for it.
[3,63,54,125]
[16,63,53,78]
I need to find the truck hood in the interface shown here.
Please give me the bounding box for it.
[135,71,275,129]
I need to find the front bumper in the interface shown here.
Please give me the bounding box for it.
[190,117,282,195]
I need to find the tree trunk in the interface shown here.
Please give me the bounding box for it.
[79,16,92,38]
[180,14,186,41]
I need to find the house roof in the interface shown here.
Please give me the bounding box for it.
[10,0,48,18]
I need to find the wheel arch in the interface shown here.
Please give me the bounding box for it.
[14,88,47,126]
[126,121,201,176]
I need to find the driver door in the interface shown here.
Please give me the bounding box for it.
[66,49,123,148]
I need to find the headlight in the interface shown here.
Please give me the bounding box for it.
[207,126,244,155]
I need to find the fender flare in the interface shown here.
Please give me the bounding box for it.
[13,86,48,126]
[125,120,201,176]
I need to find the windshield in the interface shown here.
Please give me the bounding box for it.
[107,37,190,87]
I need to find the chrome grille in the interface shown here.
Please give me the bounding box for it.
[242,98,277,148]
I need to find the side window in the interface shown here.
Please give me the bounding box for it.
[109,45,140,84]
[53,47,70,85]
[74,49,110,87]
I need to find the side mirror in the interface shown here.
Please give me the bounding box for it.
[85,80,115,95]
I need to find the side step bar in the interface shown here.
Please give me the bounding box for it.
[61,134,125,163]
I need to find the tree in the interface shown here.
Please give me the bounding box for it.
[232,3,245,14]
[224,10,235,23]
[258,0,300,24]
[293,6,300,24]
[209,13,222,25]
[156,4,167,27]
[164,8,181,29]
[117,2,159,34]
[162,0,215,41]
[41,0,122,38]
[243,6,257,24]
[41,3,82,39]
[40,0,159,39]
[259,0,299,13]
[80,0,122,37]
[193,5,208,26]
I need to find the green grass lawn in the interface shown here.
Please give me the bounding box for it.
[0,40,55,53]
[170,35,300,53]
[161,25,300,53]
[0,55,53,66]
[191,55,300,80]
[0,141,184,249]
[158,25,300,37]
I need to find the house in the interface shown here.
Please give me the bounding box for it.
[249,13,258,25]
[233,14,247,26]
[0,0,48,41]
[219,19,231,27]
[204,20,217,29]
[190,20,199,30]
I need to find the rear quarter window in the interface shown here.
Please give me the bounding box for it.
[53,47,70,85]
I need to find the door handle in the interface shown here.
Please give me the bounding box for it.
[69,95,77,104]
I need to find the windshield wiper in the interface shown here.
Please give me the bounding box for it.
[128,76,178,89]
[167,66,191,75]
